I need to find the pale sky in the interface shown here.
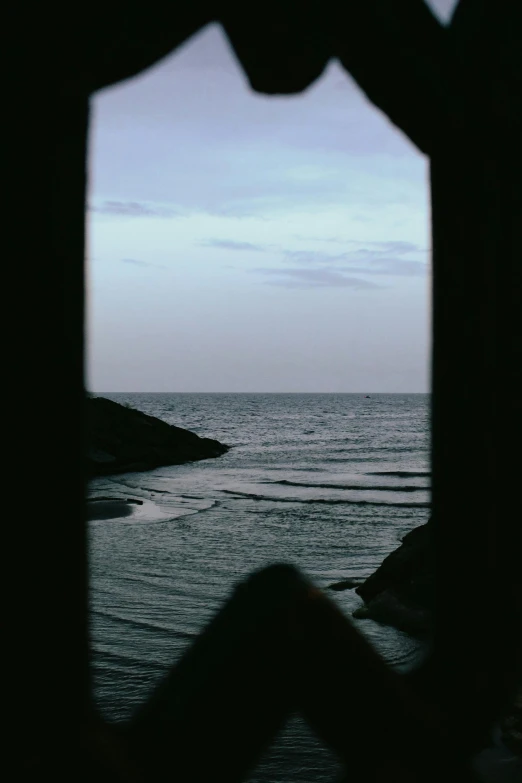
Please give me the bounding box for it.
[87,0,458,393]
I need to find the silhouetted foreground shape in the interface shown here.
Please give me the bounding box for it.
[87,396,229,476]
[13,0,521,779]
[353,520,434,636]
[85,564,482,783]
[327,521,434,636]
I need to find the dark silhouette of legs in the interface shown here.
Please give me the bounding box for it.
[122,564,477,782]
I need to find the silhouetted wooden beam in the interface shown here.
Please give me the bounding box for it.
[221,1,448,155]
[220,3,332,95]
[449,0,522,87]
[9,76,90,768]
[10,0,521,773]
[85,2,331,96]
[85,2,446,155]
[330,0,449,156]
[430,0,522,725]
[84,2,213,93]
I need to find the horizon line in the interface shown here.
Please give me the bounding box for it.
[90,390,431,395]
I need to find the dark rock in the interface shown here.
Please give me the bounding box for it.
[327,577,365,591]
[353,589,432,638]
[88,496,143,506]
[87,396,229,477]
[86,500,134,521]
[353,518,435,637]
[400,523,431,546]
[356,519,434,611]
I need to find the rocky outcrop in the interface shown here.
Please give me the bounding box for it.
[327,577,365,591]
[352,589,432,636]
[345,520,522,760]
[87,396,229,477]
[352,519,435,637]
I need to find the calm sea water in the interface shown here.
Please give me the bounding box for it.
[89,393,431,782]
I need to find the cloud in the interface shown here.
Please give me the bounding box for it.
[201,239,267,252]
[121,258,166,269]
[90,201,179,218]
[288,238,426,252]
[284,250,345,264]
[254,267,382,289]
[251,240,428,289]
[200,238,428,279]
[281,245,428,277]
[336,261,427,277]
[370,241,423,254]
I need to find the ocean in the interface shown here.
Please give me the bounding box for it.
[89,392,431,782]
